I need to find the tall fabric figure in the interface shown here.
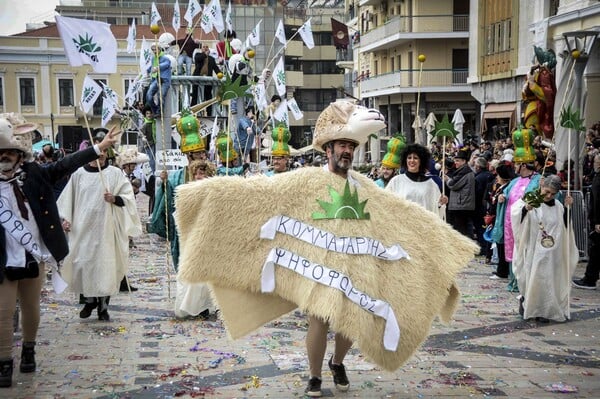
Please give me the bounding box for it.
[58,140,142,321]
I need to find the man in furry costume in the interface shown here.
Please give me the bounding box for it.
[175,100,478,395]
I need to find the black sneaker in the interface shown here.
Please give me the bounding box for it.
[304,377,322,397]
[572,279,596,290]
[328,356,349,391]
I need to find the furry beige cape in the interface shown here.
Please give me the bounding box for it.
[176,167,478,371]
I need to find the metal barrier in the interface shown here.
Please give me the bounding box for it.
[563,190,588,260]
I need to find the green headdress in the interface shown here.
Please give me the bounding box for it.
[381,134,406,169]
[271,123,291,157]
[176,109,205,153]
[216,132,238,162]
[512,126,536,163]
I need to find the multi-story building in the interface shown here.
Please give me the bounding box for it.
[0,0,347,153]
[468,0,599,185]
[346,0,476,163]
[282,1,346,149]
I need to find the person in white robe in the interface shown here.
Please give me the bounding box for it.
[173,160,217,319]
[57,142,142,321]
[510,175,578,322]
[386,143,447,217]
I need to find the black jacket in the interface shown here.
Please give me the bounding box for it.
[0,147,99,269]
[193,52,220,77]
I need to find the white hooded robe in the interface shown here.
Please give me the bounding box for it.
[57,165,142,297]
[510,199,578,321]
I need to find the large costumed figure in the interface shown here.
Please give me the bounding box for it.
[522,46,557,140]
[175,101,478,380]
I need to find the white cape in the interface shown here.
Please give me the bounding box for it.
[510,199,578,321]
[57,165,142,297]
[386,173,443,217]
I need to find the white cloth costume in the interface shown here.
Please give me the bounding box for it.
[510,199,578,322]
[57,165,142,297]
[174,281,216,318]
[386,173,442,216]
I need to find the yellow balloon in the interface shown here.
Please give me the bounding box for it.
[217,72,224,79]
[418,54,426,63]
[150,24,160,35]
[247,49,256,59]
[571,50,581,59]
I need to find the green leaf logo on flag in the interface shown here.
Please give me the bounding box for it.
[73,33,102,62]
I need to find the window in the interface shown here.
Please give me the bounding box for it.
[0,77,3,106]
[59,79,74,106]
[106,17,117,25]
[302,61,341,75]
[19,78,35,106]
[295,89,337,112]
[92,79,106,115]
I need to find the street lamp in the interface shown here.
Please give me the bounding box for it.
[561,30,598,190]
[562,30,598,60]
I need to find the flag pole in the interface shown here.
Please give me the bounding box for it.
[151,24,173,299]
[263,20,307,72]
[79,99,109,193]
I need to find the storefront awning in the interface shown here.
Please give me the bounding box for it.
[483,103,516,119]
[482,103,517,132]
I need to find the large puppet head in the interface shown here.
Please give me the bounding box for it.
[312,100,386,151]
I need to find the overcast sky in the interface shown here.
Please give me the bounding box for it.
[0,0,60,36]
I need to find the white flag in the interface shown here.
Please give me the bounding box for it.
[80,76,102,114]
[287,98,304,120]
[201,0,224,34]
[275,19,286,46]
[101,97,117,127]
[56,16,117,73]
[209,114,219,160]
[101,82,120,110]
[273,99,289,126]
[127,19,136,54]
[273,56,286,97]
[184,0,202,26]
[125,75,143,106]
[299,18,315,49]
[173,1,181,31]
[225,1,233,33]
[247,19,262,47]
[150,2,161,26]
[139,37,153,74]
[254,83,268,112]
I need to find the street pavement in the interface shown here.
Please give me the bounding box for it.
[5,194,600,399]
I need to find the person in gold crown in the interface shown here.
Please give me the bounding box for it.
[375,137,403,188]
[216,132,246,176]
[149,113,209,248]
[491,128,543,292]
[265,123,291,176]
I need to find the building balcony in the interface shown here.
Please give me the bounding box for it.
[58,0,152,8]
[303,74,344,89]
[286,70,304,87]
[359,69,469,97]
[360,14,469,52]
[358,0,380,6]
[286,40,304,57]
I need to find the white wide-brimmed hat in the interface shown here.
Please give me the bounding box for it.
[117,148,150,167]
